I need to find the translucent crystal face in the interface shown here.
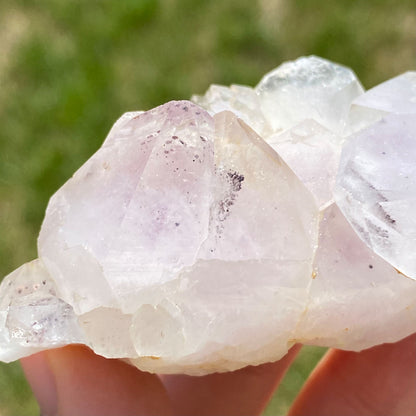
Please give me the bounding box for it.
[334,114,416,278]
[193,55,365,136]
[1,56,415,375]
[349,72,416,132]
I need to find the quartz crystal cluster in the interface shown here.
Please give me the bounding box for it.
[1,56,415,375]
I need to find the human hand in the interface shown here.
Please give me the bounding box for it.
[21,333,416,416]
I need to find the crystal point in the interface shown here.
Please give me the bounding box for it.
[334,113,416,278]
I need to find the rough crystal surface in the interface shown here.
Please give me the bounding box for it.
[0,56,415,375]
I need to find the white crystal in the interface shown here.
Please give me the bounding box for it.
[193,56,364,137]
[0,259,84,362]
[349,72,416,132]
[1,57,415,375]
[256,56,364,135]
[267,119,342,209]
[192,84,271,137]
[297,203,416,350]
[353,72,416,115]
[334,113,416,278]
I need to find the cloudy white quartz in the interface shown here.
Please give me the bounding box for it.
[0,56,415,375]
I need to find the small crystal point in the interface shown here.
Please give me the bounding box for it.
[256,56,364,135]
[0,259,84,362]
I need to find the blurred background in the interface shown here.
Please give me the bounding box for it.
[0,0,414,413]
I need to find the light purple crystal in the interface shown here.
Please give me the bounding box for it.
[0,56,415,375]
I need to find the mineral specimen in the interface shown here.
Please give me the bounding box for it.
[0,56,415,375]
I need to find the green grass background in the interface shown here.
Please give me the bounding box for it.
[0,0,414,414]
